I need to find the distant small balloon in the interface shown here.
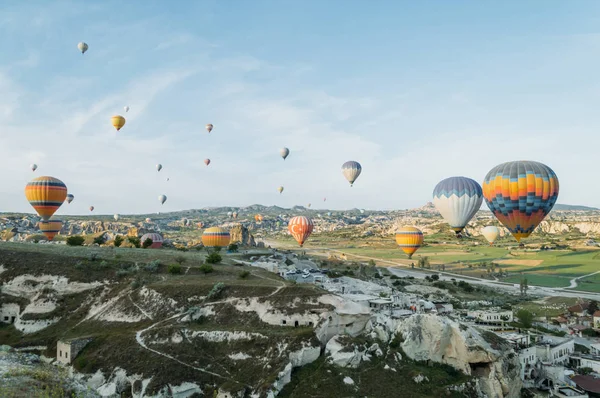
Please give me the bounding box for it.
[145,218,151,223]
[204,159,211,166]
[280,147,290,160]
[114,214,119,221]
[66,194,74,204]
[205,124,213,133]
[78,42,88,54]
[111,115,126,131]
[156,164,162,172]
[89,206,94,212]
[159,194,167,205]
[124,106,130,112]
[30,164,37,172]
[278,186,284,194]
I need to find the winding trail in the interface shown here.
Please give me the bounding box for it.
[566,270,600,289]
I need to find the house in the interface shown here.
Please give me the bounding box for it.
[56,338,92,365]
[467,310,513,325]
[555,316,570,329]
[433,302,453,314]
[535,337,575,365]
[0,304,20,325]
[568,302,591,317]
[570,353,600,375]
[553,385,589,398]
[569,324,588,337]
[590,344,600,356]
[593,311,600,330]
[518,346,537,381]
[572,375,600,398]
[368,298,393,312]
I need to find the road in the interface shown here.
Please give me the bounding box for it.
[262,239,600,301]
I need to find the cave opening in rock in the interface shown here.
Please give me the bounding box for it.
[469,362,492,377]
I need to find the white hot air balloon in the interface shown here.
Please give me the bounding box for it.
[342,161,362,186]
[78,42,88,54]
[432,176,483,238]
[159,194,167,205]
[481,226,500,245]
[124,106,130,112]
[145,217,151,223]
[280,147,290,160]
[114,214,120,221]
[156,164,162,172]
[30,164,38,172]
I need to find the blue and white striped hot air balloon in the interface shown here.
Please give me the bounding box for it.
[342,161,362,187]
[432,176,483,237]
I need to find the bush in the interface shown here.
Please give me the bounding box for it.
[142,238,153,249]
[228,244,238,252]
[239,270,250,279]
[213,246,222,253]
[88,252,99,262]
[128,236,141,248]
[145,260,161,273]
[93,235,105,245]
[66,236,85,246]
[199,264,214,274]
[207,282,225,300]
[431,274,440,281]
[168,263,182,274]
[206,253,222,264]
[174,255,186,265]
[114,235,124,247]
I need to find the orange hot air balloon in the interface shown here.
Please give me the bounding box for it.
[395,226,424,259]
[197,222,204,228]
[202,227,230,248]
[288,216,314,247]
[111,115,126,131]
[255,214,264,222]
[25,176,68,221]
[39,220,63,241]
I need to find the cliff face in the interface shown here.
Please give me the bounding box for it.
[398,314,522,398]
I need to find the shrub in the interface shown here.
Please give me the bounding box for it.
[145,260,161,273]
[213,246,222,253]
[239,270,250,279]
[128,236,141,248]
[176,247,189,252]
[207,282,225,300]
[431,274,440,281]
[142,238,153,249]
[168,263,182,274]
[206,253,222,264]
[66,236,85,246]
[174,255,186,265]
[93,235,105,245]
[199,264,214,274]
[88,253,99,262]
[114,235,124,247]
[228,244,238,252]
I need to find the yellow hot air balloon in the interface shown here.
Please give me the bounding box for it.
[481,226,500,245]
[39,220,63,241]
[111,115,126,131]
[278,186,284,194]
[395,226,424,259]
[202,227,230,248]
[25,176,68,221]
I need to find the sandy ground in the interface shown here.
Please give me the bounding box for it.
[494,259,544,266]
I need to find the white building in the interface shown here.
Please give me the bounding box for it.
[570,353,600,373]
[0,303,20,325]
[535,337,575,365]
[467,310,513,324]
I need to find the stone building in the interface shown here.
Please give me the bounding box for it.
[0,303,20,324]
[56,338,92,365]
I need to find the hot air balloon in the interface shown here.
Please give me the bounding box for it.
[89,206,94,212]
[342,161,362,187]
[166,178,170,182]
[111,115,126,131]
[395,226,424,259]
[66,194,74,204]
[288,216,314,247]
[25,176,68,221]
[483,160,559,243]
[204,159,210,166]
[30,164,37,172]
[77,42,88,54]
[232,212,238,219]
[481,226,500,245]
[114,214,119,221]
[141,233,164,249]
[227,211,233,218]
[197,222,204,228]
[145,218,152,223]
[206,124,213,133]
[124,106,130,112]
[159,195,167,205]
[156,164,162,172]
[255,214,264,222]
[323,197,326,202]
[280,147,290,160]
[432,176,483,238]
[278,186,284,194]
[202,227,230,248]
[39,220,62,241]
[307,203,311,208]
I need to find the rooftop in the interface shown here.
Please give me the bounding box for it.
[573,375,600,394]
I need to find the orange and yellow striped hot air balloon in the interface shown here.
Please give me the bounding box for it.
[111,115,126,131]
[39,219,63,241]
[288,216,314,247]
[395,226,424,259]
[25,176,68,221]
[255,214,264,222]
[202,227,230,248]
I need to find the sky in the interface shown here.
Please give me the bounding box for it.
[1,0,600,215]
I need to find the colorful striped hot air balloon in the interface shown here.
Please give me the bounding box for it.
[39,219,62,241]
[288,216,314,247]
[395,226,424,259]
[25,176,68,221]
[202,227,230,248]
[111,115,126,131]
[342,161,362,187]
[482,160,559,243]
[433,176,483,237]
[141,233,164,248]
[66,194,74,204]
[481,226,500,245]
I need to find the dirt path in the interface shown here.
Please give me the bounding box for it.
[567,270,600,289]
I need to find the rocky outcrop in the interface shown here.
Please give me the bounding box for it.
[398,314,522,398]
[229,224,256,247]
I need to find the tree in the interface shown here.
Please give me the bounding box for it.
[66,236,85,246]
[168,263,182,274]
[114,235,124,247]
[424,257,431,269]
[430,274,439,281]
[228,244,238,252]
[411,262,415,269]
[368,259,376,267]
[206,252,222,264]
[441,264,445,271]
[588,300,599,316]
[199,264,214,274]
[516,309,533,328]
[174,255,186,265]
[520,278,529,295]
[93,235,105,245]
[142,238,153,249]
[128,236,141,248]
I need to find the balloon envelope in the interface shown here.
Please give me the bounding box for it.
[202,227,230,247]
[145,218,152,223]
[280,147,290,160]
[156,164,162,172]
[483,160,559,242]
[30,164,37,172]
[141,233,164,249]
[77,42,88,54]
[158,195,167,205]
[432,176,483,236]
[114,214,119,221]
[278,186,284,194]
[395,226,424,259]
[206,124,213,133]
[288,216,314,247]
[111,115,126,131]
[342,161,362,186]
[25,176,68,221]
[204,159,210,166]
[124,106,130,112]
[66,194,74,204]
[481,226,500,245]
[39,220,62,241]
[89,206,94,212]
